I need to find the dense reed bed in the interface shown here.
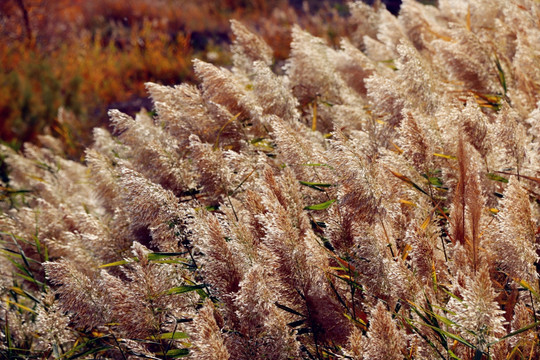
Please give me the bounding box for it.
[1,0,539,358]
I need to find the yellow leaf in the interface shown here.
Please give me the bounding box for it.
[390,140,403,154]
[92,330,106,337]
[8,287,25,296]
[5,298,36,314]
[421,216,431,230]
[402,244,412,261]
[433,153,457,160]
[28,175,45,182]
[399,199,416,207]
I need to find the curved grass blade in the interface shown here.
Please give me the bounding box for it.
[488,321,540,346]
[99,259,134,268]
[5,299,36,314]
[304,199,336,210]
[147,332,189,340]
[147,252,188,261]
[400,315,449,360]
[9,286,40,303]
[422,323,478,352]
[434,153,457,160]
[67,346,112,360]
[167,284,206,295]
[156,348,189,358]
[385,168,429,196]
[275,302,305,317]
[299,180,333,192]
[486,173,508,183]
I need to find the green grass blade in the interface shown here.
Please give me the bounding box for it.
[14,272,45,287]
[489,321,540,345]
[494,56,507,94]
[304,199,336,210]
[275,302,305,317]
[156,349,189,358]
[148,332,189,340]
[422,323,478,352]
[287,319,307,328]
[147,252,188,261]
[299,180,333,192]
[408,302,448,349]
[167,284,206,295]
[66,346,112,360]
[9,286,41,303]
[486,173,509,183]
[98,258,135,268]
[401,315,449,360]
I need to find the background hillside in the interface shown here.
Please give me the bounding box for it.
[0,0,403,156]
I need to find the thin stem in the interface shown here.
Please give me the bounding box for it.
[164,317,179,358]
[15,0,32,45]
[110,331,128,360]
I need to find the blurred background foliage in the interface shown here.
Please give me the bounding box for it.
[0,0,401,157]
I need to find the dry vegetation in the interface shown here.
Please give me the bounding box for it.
[0,0,350,155]
[1,0,540,359]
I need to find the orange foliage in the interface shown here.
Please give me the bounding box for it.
[0,0,351,155]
